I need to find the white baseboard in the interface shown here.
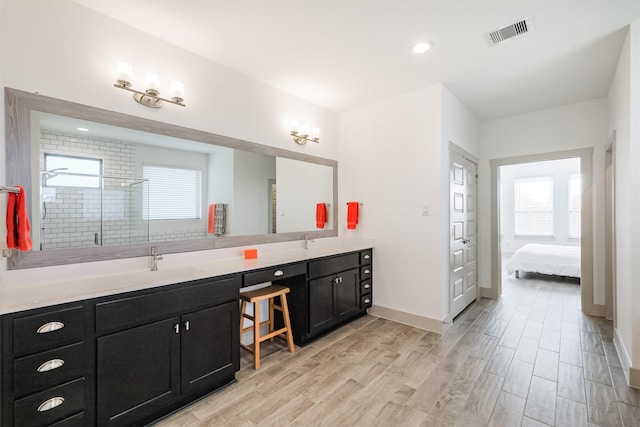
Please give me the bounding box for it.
[480,286,499,299]
[369,305,443,333]
[614,328,635,386]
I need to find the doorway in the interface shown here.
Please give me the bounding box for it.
[490,148,600,315]
[449,144,478,319]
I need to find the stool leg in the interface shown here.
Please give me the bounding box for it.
[253,301,260,369]
[269,297,275,342]
[239,300,247,343]
[280,293,295,353]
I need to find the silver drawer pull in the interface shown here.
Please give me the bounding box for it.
[37,359,65,373]
[37,322,64,334]
[364,284,371,289]
[364,255,371,259]
[364,270,370,274]
[274,270,284,277]
[364,299,371,304]
[37,397,65,412]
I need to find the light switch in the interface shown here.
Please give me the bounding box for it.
[421,204,430,216]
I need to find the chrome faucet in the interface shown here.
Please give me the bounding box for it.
[304,233,314,250]
[150,246,163,271]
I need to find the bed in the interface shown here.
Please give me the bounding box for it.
[505,243,581,279]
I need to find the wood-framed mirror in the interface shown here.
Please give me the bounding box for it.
[5,88,338,269]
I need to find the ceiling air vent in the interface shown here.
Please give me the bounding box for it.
[486,18,533,47]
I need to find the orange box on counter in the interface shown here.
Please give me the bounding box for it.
[244,249,257,259]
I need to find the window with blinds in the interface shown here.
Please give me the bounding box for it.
[143,165,202,220]
[568,174,582,238]
[514,176,554,236]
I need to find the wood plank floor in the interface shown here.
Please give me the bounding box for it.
[156,275,640,426]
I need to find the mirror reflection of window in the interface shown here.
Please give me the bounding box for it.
[43,153,102,188]
[143,165,202,221]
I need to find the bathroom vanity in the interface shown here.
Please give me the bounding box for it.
[0,244,373,426]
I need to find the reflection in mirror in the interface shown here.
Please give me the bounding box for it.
[29,111,333,252]
[6,88,337,269]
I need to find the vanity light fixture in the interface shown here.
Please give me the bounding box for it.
[290,120,320,145]
[113,62,186,108]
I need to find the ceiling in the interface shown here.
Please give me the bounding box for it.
[75,1,640,120]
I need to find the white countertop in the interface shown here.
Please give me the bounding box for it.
[0,237,374,314]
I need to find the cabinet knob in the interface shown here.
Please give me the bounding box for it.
[184,321,190,331]
[174,324,180,334]
[37,397,65,412]
[37,359,65,373]
[364,284,370,289]
[364,255,371,259]
[37,321,64,334]
[274,270,284,277]
[364,299,371,304]
[364,269,370,274]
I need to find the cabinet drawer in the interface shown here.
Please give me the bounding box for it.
[13,306,84,356]
[14,377,85,427]
[360,249,373,265]
[244,263,306,287]
[14,342,85,398]
[50,411,84,426]
[308,253,359,279]
[361,294,373,309]
[360,280,372,295]
[96,275,240,335]
[360,266,372,281]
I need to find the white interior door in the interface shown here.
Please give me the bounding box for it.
[450,151,478,319]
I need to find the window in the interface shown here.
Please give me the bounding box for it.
[143,165,201,220]
[568,174,582,238]
[43,154,101,188]
[514,177,553,236]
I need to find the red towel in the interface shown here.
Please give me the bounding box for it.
[347,202,359,230]
[207,204,216,234]
[316,203,327,229]
[6,186,32,251]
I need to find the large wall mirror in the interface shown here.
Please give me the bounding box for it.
[5,88,337,269]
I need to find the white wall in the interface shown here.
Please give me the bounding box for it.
[339,83,479,323]
[0,1,339,271]
[500,158,581,257]
[608,22,640,374]
[276,158,333,233]
[478,99,609,307]
[231,151,275,236]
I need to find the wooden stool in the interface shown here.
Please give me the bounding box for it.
[239,284,295,369]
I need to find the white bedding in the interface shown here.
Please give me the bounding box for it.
[505,243,581,278]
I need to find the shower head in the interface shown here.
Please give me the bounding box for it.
[42,167,69,185]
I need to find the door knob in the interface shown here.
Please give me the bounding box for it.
[462,239,470,244]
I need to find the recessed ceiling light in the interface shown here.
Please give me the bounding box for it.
[412,41,434,54]
[77,127,89,132]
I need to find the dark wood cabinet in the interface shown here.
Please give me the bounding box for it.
[96,317,180,426]
[309,275,336,334]
[1,248,372,426]
[95,275,240,427]
[335,268,360,319]
[181,302,239,396]
[291,250,373,345]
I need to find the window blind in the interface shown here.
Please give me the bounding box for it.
[568,174,581,238]
[514,177,553,236]
[143,165,201,220]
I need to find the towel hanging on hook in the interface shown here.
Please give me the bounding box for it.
[6,185,32,251]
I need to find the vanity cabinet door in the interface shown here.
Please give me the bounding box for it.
[181,302,239,396]
[96,317,180,427]
[335,268,359,319]
[309,276,335,335]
